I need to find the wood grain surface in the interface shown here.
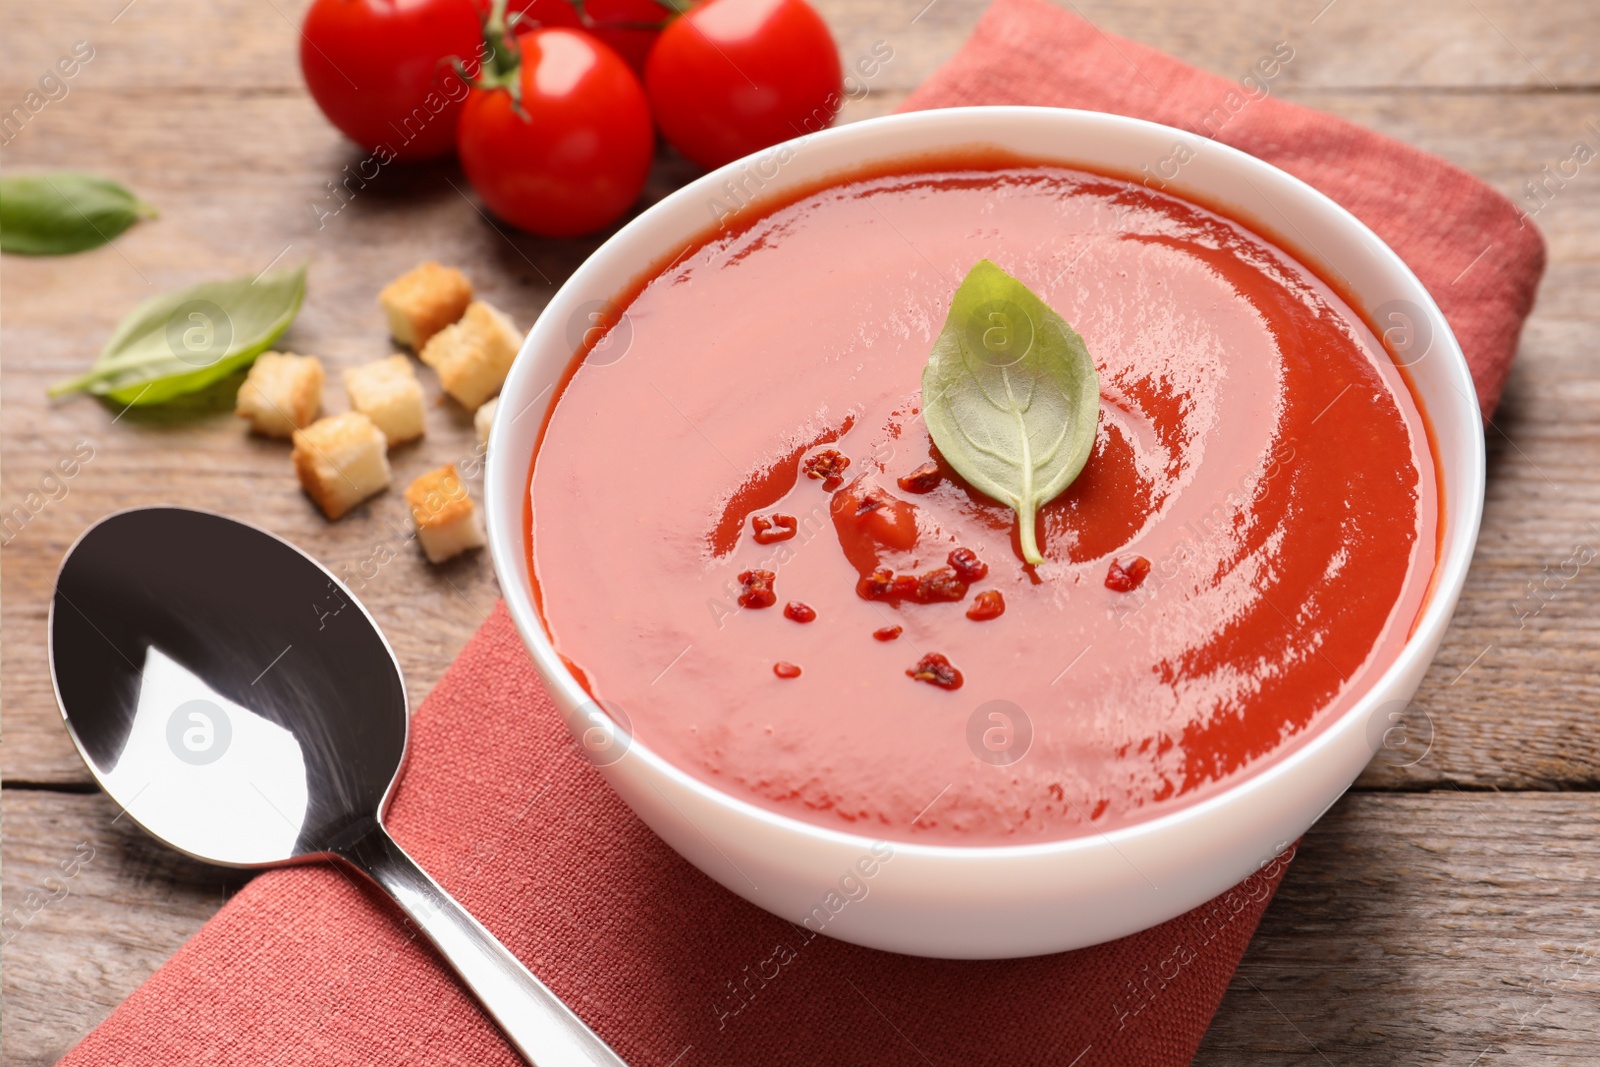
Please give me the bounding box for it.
[4,0,1598,1063]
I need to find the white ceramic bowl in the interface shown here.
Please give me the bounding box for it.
[486,106,1483,959]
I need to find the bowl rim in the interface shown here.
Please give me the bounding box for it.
[486,104,1484,862]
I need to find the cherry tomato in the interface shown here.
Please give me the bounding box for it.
[645,0,842,171]
[500,0,670,73]
[457,29,654,237]
[300,0,486,161]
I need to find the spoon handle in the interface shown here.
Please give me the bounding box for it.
[332,821,629,1067]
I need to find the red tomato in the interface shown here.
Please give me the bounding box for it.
[500,0,670,73]
[457,29,654,237]
[645,0,843,171]
[300,0,486,161]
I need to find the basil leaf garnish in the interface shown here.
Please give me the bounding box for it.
[50,264,308,406]
[921,259,1101,564]
[0,172,156,255]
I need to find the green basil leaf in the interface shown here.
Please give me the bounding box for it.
[0,172,156,255]
[49,263,308,406]
[921,259,1101,564]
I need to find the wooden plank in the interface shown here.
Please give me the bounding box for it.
[1,790,255,1067]
[9,790,1600,1066]
[1196,792,1600,1065]
[2,0,1597,98]
[1075,0,1600,91]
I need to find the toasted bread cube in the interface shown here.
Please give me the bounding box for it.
[405,464,485,563]
[379,262,472,349]
[236,352,324,438]
[419,301,519,411]
[344,356,425,446]
[474,396,498,448]
[292,412,391,520]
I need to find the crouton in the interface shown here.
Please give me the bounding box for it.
[236,352,324,438]
[344,356,425,446]
[474,395,498,448]
[292,412,391,520]
[405,464,485,563]
[379,262,472,349]
[419,300,519,411]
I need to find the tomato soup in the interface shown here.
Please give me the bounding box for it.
[528,154,1438,844]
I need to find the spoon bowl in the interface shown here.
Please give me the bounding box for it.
[50,506,625,1066]
[51,506,406,865]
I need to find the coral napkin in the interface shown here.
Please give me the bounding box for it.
[62,1,1544,1065]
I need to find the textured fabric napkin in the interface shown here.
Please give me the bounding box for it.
[63,1,1545,1064]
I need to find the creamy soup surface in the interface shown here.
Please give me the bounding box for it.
[528,154,1438,844]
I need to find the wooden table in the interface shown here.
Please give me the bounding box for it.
[4,0,1597,1062]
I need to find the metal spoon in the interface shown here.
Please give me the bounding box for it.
[48,506,626,1067]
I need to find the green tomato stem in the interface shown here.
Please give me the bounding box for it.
[481,0,520,82]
